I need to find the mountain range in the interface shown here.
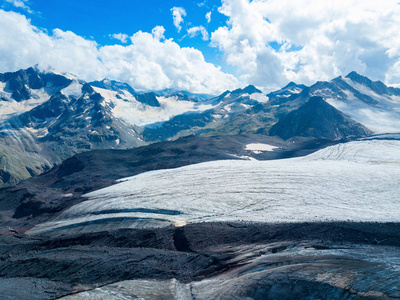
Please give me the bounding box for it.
[1,67,400,299]
[1,67,399,184]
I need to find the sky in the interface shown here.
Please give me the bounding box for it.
[1,0,400,94]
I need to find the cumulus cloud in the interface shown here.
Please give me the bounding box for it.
[151,26,165,40]
[187,26,209,41]
[0,10,238,94]
[206,11,211,23]
[171,7,186,33]
[110,33,129,43]
[211,0,400,91]
[4,0,32,13]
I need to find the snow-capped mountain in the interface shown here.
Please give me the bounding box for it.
[157,88,214,102]
[309,72,400,133]
[0,67,226,184]
[1,67,400,184]
[0,68,145,184]
[140,85,270,141]
[267,81,307,99]
[199,72,400,139]
[89,78,137,96]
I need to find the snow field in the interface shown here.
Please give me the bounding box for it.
[27,139,400,235]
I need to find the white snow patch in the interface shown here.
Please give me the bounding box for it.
[92,87,118,104]
[344,78,400,105]
[287,87,303,94]
[61,81,83,98]
[325,97,400,134]
[93,87,214,127]
[36,128,49,138]
[52,71,79,81]
[89,130,99,135]
[223,103,234,112]
[245,143,278,152]
[250,93,269,103]
[0,88,51,119]
[0,81,8,94]
[24,127,38,135]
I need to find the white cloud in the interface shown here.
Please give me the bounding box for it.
[187,26,209,41]
[171,7,186,33]
[206,11,211,23]
[151,26,165,40]
[110,33,129,43]
[211,0,400,91]
[0,10,238,94]
[4,0,32,13]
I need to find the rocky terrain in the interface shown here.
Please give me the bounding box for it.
[0,136,399,299]
[1,222,399,299]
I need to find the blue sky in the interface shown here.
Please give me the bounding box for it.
[27,1,223,47]
[3,0,234,72]
[1,0,400,94]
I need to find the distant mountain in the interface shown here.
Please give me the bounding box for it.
[345,71,400,96]
[309,72,400,133]
[266,81,307,99]
[1,67,400,184]
[0,67,72,102]
[0,68,145,184]
[89,78,136,96]
[157,89,214,101]
[141,85,269,141]
[269,96,373,140]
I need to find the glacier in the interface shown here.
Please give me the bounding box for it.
[27,139,400,236]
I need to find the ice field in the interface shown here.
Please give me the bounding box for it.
[28,139,400,236]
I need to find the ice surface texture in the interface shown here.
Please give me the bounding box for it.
[28,139,400,235]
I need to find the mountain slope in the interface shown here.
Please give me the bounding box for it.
[1,68,400,184]
[141,85,270,141]
[269,96,373,140]
[0,68,146,184]
[89,78,136,96]
[309,72,400,133]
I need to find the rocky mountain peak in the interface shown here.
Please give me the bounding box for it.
[345,71,373,85]
[231,85,262,95]
[269,96,373,140]
[90,79,136,96]
[135,92,161,107]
